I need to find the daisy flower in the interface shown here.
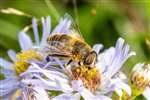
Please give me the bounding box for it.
[130,63,150,99]
[95,38,135,97]
[0,16,51,100]
[25,15,135,100]
[0,14,137,100]
[19,15,111,100]
[51,38,134,100]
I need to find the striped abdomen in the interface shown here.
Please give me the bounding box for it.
[47,34,92,59]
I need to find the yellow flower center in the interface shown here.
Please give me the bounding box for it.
[15,50,42,75]
[72,66,101,92]
[131,72,150,89]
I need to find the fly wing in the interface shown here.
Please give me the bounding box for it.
[51,13,85,42]
[45,46,72,57]
[45,41,72,57]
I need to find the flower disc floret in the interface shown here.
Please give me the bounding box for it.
[15,50,42,75]
[71,65,101,92]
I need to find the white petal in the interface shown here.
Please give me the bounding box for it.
[117,82,131,96]
[32,17,40,45]
[41,16,51,46]
[0,58,14,70]
[7,50,17,61]
[132,63,144,72]
[110,38,135,77]
[115,88,123,97]
[54,58,69,74]
[71,80,97,100]
[143,87,150,100]
[115,38,124,53]
[80,88,95,100]
[22,63,69,82]
[2,95,11,100]
[110,78,131,96]
[55,78,73,93]
[52,93,80,100]
[96,47,115,74]
[101,38,135,79]
[21,64,73,92]
[32,86,50,100]
[21,78,61,91]
[1,69,16,78]
[52,16,71,34]
[0,78,18,96]
[71,80,84,92]
[114,71,127,80]
[94,95,112,100]
[73,93,81,100]
[92,44,103,54]
[18,32,33,51]
[46,16,51,34]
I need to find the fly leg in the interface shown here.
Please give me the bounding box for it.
[67,59,73,65]
[64,59,73,67]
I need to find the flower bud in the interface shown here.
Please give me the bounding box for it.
[131,63,150,89]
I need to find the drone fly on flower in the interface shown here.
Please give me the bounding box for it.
[46,15,97,67]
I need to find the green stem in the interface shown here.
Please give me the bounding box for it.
[128,81,145,99]
[72,0,79,26]
[44,0,60,21]
[146,0,150,32]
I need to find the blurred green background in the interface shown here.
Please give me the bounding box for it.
[0,0,150,73]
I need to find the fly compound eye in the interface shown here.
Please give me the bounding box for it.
[84,51,97,65]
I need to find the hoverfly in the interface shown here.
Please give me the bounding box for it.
[46,15,97,67]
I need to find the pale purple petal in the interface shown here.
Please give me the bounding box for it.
[18,32,33,51]
[96,47,115,73]
[32,17,40,45]
[52,93,80,100]
[46,16,51,35]
[0,78,18,96]
[21,64,73,93]
[109,38,135,77]
[93,44,103,54]
[71,80,84,92]
[0,58,14,70]
[106,78,131,97]
[21,78,61,91]
[1,69,16,78]
[101,38,135,79]
[32,86,50,100]
[54,58,69,74]
[52,16,71,34]
[115,88,123,97]
[132,63,144,72]
[71,80,96,100]
[115,81,131,96]
[7,49,17,61]
[21,63,68,82]
[41,16,51,46]
[113,71,127,81]
[99,71,131,96]
[55,78,73,93]
[97,78,114,94]
[143,87,150,100]
[94,95,112,100]
[80,88,95,100]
